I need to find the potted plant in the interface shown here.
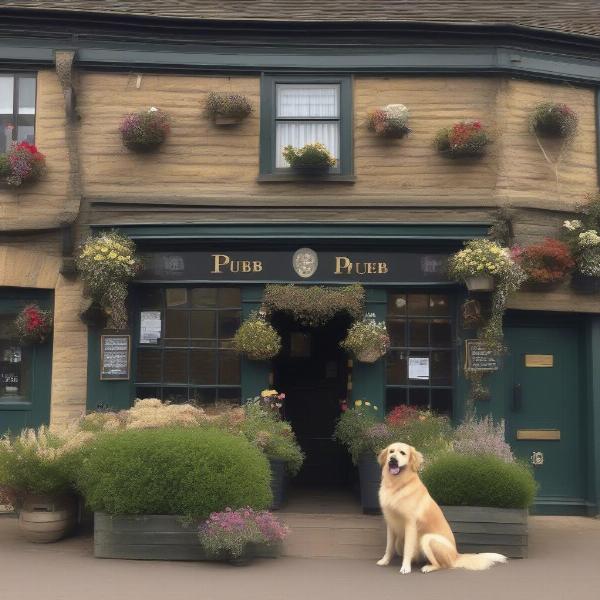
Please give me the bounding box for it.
[119,107,170,152]
[422,452,537,558]
[198,507,289,565]
[340,316,390,363]
[233,313,282,361]
[76,231,142,330]
[367,104,410,138]
[529,102,578,139]
[75,427,275,561]
[448,239,517,292]
[282,142,336,175]
[205,92,252,125]
[512,238,574,290]
[434,120,491,158]
[14,304,53,344]
[0,141,46,187]
[0,426,87,543]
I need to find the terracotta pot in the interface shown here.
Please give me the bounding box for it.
[465,275,496,292]
[355,348,383,363]
[18,494,77,543]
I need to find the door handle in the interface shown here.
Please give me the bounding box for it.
[512,383,522,412]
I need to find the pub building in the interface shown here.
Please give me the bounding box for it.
[0,0,600,516]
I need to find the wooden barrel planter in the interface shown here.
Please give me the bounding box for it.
[441,506,528,558]
[94,513,282,561]
[357,453,381,515]
[18,494,77,543]
[269,457,288,510]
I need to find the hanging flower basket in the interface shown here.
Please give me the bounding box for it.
[562,214,600,293]
[205,92,252,125]
[529,102,578,139]
[233,313,282,361]
[76,231,142,330]
[14,304,53,344]
[282,143,336,175]
[0,142,46,187]
[119,107,170,152]
[512,238,574,290]
[434,120,491,159]
[367,104,410,139]
[340,318,390,363]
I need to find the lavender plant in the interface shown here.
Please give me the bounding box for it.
[453,415,514,462]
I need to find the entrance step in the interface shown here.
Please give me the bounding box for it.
[281,512,386,560]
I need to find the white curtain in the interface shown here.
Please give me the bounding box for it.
[276,84,340,168]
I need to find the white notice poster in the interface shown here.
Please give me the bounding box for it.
[408,357,430,380]
[140,311,162,344]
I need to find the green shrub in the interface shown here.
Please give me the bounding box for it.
[75,427,272,518]
[333,405,380,464]
[0,153,10,178]
[421,453,537,509]
[282,142,336,169]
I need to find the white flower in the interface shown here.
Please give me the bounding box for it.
[149,106,158,112]
[578,230,600,248]
[384,104,409,121]
[564,219,583,231]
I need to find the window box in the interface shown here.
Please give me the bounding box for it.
[259,75,353,178]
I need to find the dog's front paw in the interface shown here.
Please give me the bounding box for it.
[376,558,390,566]
[421,565,438,574]
[400,564,412,574]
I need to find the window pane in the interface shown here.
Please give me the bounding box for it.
[136,349,161,383]
[190,349,216,385]
[409,388,429,409]
[388,294,407,317]
[386,350,407,385]
[407,294,429,316]
[430,320,452,347]
[431,389,452,415]
[17,78,35,115]
[276,121,339,168]
[136,386,161,400]
[139,288,162,310]
[217,387,242,405]
[429,295,450,316]
[218,287,241,308]
[218,310,241,340]
[276,84,339,118]
[17,124,34,145]
[1,117,14,153]
[388,320,406,347]
[164,350,188,384]
[408,352,429,385]
[0,76,13,114]
[166,288,187,307]
[431,351,452,385]
[190,311,216,339]
[385,388,407,413]
[191,288,217,308]
[189,387,216,406]
[163,387,188,404]
[164,310,188,344]
[218,351,240,385]
[409,320,428,347]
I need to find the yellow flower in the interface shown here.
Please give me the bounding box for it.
[128,260,135,265]
[100,247,108,253]
[93,254,103,261]
[108,251,117,259]
[355,400,363,407]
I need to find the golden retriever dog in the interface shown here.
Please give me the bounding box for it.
[377,442,507,574]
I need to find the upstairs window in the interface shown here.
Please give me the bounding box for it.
[0,74,36,154]
[260,75,352,178]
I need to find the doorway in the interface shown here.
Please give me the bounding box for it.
[272,313,353,487]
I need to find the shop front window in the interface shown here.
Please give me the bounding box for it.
[135,286,241,406]
[385,292,454,415]
[0,315,30,401]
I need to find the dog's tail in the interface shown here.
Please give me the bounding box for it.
[453,552,507,571]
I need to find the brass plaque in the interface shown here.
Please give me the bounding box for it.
[525,354,554,368]
[517,429,560,441]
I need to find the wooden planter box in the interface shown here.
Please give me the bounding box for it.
[269,457,288,510]
[94,513,281,561]
[441,506,528,559]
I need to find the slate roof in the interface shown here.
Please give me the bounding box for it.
[1,1,600,40]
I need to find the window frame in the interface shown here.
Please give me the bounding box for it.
[0,72,37,154]
[385,291,456,415]
[259,74,354,180]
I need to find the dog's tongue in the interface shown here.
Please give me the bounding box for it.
[389,465,401,476]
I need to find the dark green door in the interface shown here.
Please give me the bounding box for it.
[0,289,53,435]
[504,326,585,514]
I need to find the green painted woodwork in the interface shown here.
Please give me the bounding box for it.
[0,289,53,435]
[259,74,353,177]
[486,322,586,515]
[585,316,600,516]
[240,285,270,401]
[351,288,387,418]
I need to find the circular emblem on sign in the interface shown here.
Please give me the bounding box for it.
[293,248,318,279]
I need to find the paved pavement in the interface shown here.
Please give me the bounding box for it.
[1,515,599,600]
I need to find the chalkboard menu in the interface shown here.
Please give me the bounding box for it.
[100,334,131,380]
[464,339,499,372]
